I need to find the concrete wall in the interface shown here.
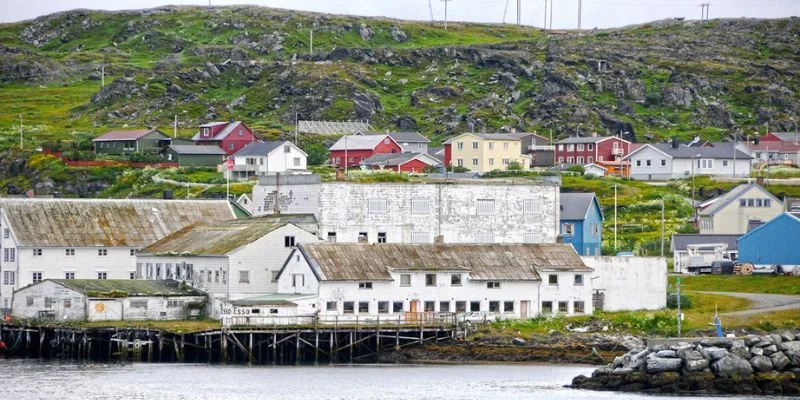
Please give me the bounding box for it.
[583,256,667,312]
[87,296,204,321]
[11,280,86,320]
[252,174,320,216]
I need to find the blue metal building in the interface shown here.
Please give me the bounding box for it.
[560,192,604,256]
[738,212,800,267]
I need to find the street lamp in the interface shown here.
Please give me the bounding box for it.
[691,153,701,227]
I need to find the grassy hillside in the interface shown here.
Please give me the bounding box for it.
[0,6,799,149]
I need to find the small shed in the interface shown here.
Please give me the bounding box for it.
[166,145,226,167]
[11,279,206,322]
[221,294,318,326]
[583,163,608,177]
[93,129,169,155]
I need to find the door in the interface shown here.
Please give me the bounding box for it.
[408,300,419,324]
[520,301,529,319]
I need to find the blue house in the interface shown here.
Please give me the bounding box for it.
[738,212,800,267]
[560,192,604,256]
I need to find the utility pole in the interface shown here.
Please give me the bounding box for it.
[19,115,23,149]
[428,0,435,22]
[517,0,522,26]
[660,199,665,257]
[309,30,313,55]
[700,3,710,22]
[441,0,453,31]
[614,184,618,251]
[577,0,582,30]
[503,0,509,24]
[173,114,177,138]
[543,0,548,29]
[100,64,105,88]
[294,106,299,145]
[550,0,554,30]
[733,131,737,178]
[677,277,682,338]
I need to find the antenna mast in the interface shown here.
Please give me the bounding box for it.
[441,0,453,31]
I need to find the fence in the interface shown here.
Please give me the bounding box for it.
[223,312,459,329]
[64,160,179,168]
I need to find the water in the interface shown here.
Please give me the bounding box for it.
[0,359,784,400]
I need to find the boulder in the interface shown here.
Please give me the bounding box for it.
[731,347,751,360]
[685,358,710,372]
[751,347,764,356]
[763,345,778,356]
[779,341,800,352]
[395,115,417,131]
[390,26,408,42]
[678,349,704,362]
[782,332,796,342]
[750,355,774,372]
[670,342,694,352]
[352,91,382,119]
[358,24,374,41]
[702,346,728,361]
[512,337,526,346]
[655,350,677,358]
[771,334,784,344]
[771,351,791,370]
[663,84,693,107]
[711,356,754,377]
[646,354,682,373]
[497,71,518,89]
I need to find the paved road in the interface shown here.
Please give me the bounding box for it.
[693,291,800,316]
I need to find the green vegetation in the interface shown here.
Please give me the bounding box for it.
[669,275,800,295]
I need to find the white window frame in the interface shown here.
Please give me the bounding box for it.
[476,199,496,215]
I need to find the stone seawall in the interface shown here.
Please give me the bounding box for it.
[571,333,800,396]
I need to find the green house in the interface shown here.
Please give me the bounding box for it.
[166,145,226,167]
[93,129,170,155]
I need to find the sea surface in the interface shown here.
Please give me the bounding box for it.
[0,359,787,400]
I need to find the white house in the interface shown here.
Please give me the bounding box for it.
[252,178,561,245]
[0,198,238,313]
[275,242,594,322]
[11,279,206,322]
[624,142,752,180]
[136,215,322,318]
[230,140,308,179]
[583,163,608,177]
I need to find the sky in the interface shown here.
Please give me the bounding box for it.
[1,0,799,28]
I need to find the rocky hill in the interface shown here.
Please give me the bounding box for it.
[1,6,799,147]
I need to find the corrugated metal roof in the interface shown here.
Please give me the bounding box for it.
[742,141,800,152]
[233,140,287,157]
[556,136,613,144]
[230,294,316,307]
[649,142,752,160]
[47,279,204,297]
[770,132,800,142]
[141,214,318,256]
[169,145,226,155]
[361,152,440,167]
[699,182,781,216]
[192,121,247,141]
[93,129,166,142]
[329,135,390,151]
[670,234,740,251]
[560,192,599,220]
[0,199,236,247]
[299,243,589,282]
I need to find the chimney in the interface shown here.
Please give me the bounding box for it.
[229,117,235,123]
[434,235,445,246]
[335,169,345,181]
[162,190,174,200]
[756,176,765,186]
[754,136,760,145]
[591,131,597,137]
[52,191,61,199]
[671,138,679,149]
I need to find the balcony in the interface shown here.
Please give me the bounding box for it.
[612,148,625,156]
[528,144,555,152]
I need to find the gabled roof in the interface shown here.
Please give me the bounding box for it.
[169,145,226,155]
[509,132,550,142]
[768,132,800,142]
[742,141,800,153]
[631,142,752,160]
[699,182,782,217]
[367,131,431,143]
[233,140,307,157]
[296,243,589,282]
[560,192,603,221]
[443,133,521,144]
[738,212,800,242]
[230,294,317,307]
[198,122,229,128]
[361,152,441,167]
[0,199,236,248]
[556,136,629,145]
[329,135,397,151]
[427,147,445,162]
[44,279,204,297]
[93,129,167,142]
[192,121,251,141]
[583,163,608,171]
[140,215,318,256]
[670,234,741,251]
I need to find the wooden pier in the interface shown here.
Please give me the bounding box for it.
[0,316,460,364]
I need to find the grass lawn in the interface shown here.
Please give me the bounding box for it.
[668,275,800,295]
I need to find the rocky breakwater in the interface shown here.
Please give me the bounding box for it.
[571,333,800,396]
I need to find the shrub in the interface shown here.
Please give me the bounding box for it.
[129,152,165,163]
[666,293,693,309]
[566,164,585,175]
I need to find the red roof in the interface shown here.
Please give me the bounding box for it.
[743,141,800,153]
[93,129,161,142]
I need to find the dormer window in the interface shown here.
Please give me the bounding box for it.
[238,128,244,137]
[202,128,210,137]
[284,145,291,153]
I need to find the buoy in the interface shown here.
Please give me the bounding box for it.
[2,314,11,322]
[0,341,6,350]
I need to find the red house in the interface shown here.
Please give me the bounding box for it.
[555,135,632,167]
[192,121,257,156]
[329,135,402,168]
[361,152,441,173]
[762,132,800,143]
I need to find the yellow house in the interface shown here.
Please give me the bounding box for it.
[443,133,531,173]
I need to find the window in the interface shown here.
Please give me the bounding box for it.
[486,281,501,289]
[503,142,509,150]
[470,301,482,312]
[368,198,387,214]
[228,143,235,151]
[411,198,431,215]
[450,274,462,286]
[739,199,747,207]
[293,157,301,167]
[97,272,107,280]
[425,274,437,287]
[98,249,107,256]
[66,248,75,256]
[646,159,651,166]
[635,160,641,167]
[358,282,373,290]
[523,233,541,244]
[64,299,72,308]
[167,300,182,308]
[3,228,9,238]
[456,159,464,167]
[392,301,404,313]
[472,158,479,166]
[765,199,772,207]
[472,141,479,149]
[130,300,148,309]
[558,301,568,313]
[202,128,210,137]
[588,156,593,163]
[503,158,510,165]
[33,249,42,256]
[358,301,369,313]
[574,301,585,314]
[504,301,514,312]
[489,301,500,312]
[343,302,354,314]
[722,160,728,167]
[378,301,389,313]
[44,298,53,309]
[475,232,493,243]
[246,157,257,165]
[284,144,291,153]
[488,158,494,166]
[755,199,763,207]
[661,159,666,167]
[326,301,337,311]
[439,301,450,312]
[424,301,435,312]
[400,274,411,287]
[577,156,584,164]
[130,272,135,280]
[558,144,564,151]
[567,157,574,164]
[567,144,574,151]
[488,142,494,150]
[523,199,541,214]
[292,274,305,288]
[456,301,467,312]
[3,271,15,285]
[476,199,495,215]
[457,142,464,150]
[65,272,75,280]
[577,144,584,151]
[4,248,15,262]
[747,199,755,207]
[32,272,42,283]
[327,232,337,243]
[698,159,713,169]
[384,138,391,145]
[284,236,296,247]
[411,232,430,244]
[558,157,564,163]
[358,232,368,242]
[130,249,137,256]
[541,301,553,314]
[26,296,33,306]
[239,270,250,284]
[562,223,574,235]
[574,274,584,286]
[377,232,387,243]
[548,274,558,285]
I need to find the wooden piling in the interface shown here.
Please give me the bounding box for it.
[221,332,228,364]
